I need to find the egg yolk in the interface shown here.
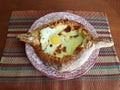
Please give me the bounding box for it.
[50,35,62,44]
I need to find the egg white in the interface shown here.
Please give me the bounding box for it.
[40,24,67,55]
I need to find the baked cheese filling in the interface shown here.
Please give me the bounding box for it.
[40,23,84,58]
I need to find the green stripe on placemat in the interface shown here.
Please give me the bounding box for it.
[0,10,120,82]
[1,65,120,71]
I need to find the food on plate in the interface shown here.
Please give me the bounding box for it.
[17,19,114,72]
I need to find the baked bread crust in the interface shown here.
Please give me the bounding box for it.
[17,19,113,72]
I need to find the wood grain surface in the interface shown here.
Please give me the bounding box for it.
[0,0,120,90]
[0,80,120,90]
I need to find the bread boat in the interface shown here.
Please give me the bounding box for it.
[17,19,114,72]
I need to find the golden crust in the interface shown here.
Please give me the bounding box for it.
[17,19,94,71]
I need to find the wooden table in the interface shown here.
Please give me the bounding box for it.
[0,0,120,60]
[0,0,120,90]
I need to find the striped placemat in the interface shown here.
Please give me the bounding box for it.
[0,10,120,82]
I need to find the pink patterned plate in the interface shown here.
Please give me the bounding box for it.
[25,12,99,80]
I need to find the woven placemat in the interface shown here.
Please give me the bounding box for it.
[0,10,120,82]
